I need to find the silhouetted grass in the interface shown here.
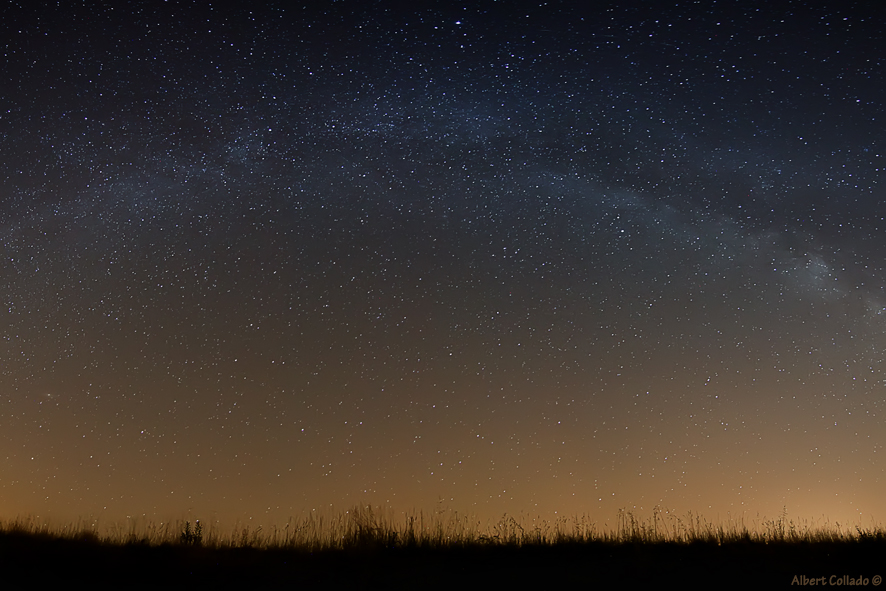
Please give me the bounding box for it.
[2,507,884,589]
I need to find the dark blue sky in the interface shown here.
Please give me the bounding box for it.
[2,1,884,526]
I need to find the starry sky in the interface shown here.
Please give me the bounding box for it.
[2,1,885,528]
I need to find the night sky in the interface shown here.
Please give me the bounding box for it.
[2,1,885,528]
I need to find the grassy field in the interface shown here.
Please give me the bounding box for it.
[2,507,884,589]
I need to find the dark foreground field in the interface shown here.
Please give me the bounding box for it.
[2,510,884,589]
